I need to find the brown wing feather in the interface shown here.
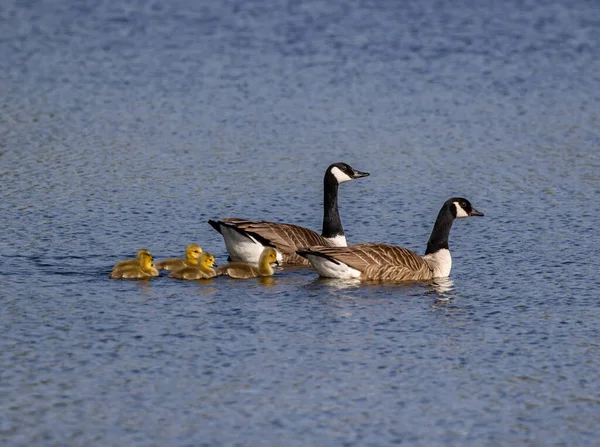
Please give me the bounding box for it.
[220,218,256,225]
[224,220,332,265]
[308,243,434,281]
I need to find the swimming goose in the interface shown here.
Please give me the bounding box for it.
[111,248,152,271]
[216,247,279,279]
[297,198,484,282]
[155,243,203,271]
[208,162,369,265]
[169,252,217,280]
[109,252,159,279]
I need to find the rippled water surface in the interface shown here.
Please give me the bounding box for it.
[2,0,600,445]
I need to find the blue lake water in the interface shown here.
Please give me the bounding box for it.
[1,0,599,445]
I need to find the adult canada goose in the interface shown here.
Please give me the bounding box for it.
[155,243,203,271]
[111,248,152,271]
[297,198,484,281]
[109,252,159,279]
[169,252,217,280]
[216,247,279,279]
[208,162,369,265]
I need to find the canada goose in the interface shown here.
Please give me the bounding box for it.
[111,248,152,271]
[216,247,279,279]
[109,252,159,279]
[297,198,484,282]
[169,252,217,280]
[208,162,369,265]
[155,243,203,271]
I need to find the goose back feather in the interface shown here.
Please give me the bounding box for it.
[300,244,434,281]
[297,198,484,282]
[211,218,334,265]
[208,162,369,265]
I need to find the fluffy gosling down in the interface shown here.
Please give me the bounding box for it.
[155,243,203,271]
[109,251,159,279]
[216,247,279,279]
[169,252,217,280]
[111,248,152,271]
[297,198,484,282]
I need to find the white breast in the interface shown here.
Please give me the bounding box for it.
[323,234,348,247]
[423,248,452,278]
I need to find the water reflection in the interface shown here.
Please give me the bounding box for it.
[431,278,455,294]
[308,276,456,301]
[313,277,362,289]
[193,278,215,286]
[134,278,155,294]
[258,276,277,287]
[427,278,456,302]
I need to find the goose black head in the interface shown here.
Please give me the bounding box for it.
[448,197,485,218]
[327,162,370,184]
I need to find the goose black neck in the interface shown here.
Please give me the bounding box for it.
[425,203,455,255]
[322,175,343,238]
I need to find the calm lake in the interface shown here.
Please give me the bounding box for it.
[1,0,599,445]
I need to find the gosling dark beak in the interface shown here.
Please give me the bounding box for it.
[275,261,280,266]
[470,208,484,217]
[213,262,219,267]
[353,170,370,179]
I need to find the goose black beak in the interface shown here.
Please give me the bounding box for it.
[470,208,484,217]
[353,170,370,179]
[213,262,219,267]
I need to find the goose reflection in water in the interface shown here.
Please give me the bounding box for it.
[314,277,362,289]
[428,278,455,302]
[258,276,277,287]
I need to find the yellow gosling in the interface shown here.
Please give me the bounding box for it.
[112,249,151,271]
[155,243,203,271]
[110,252,157,279]
[149,261,159,277]
[169,252,216,280]
[216,247,279,279]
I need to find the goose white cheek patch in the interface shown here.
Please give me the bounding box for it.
[330,166,353,184]
[454,202,469,218]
